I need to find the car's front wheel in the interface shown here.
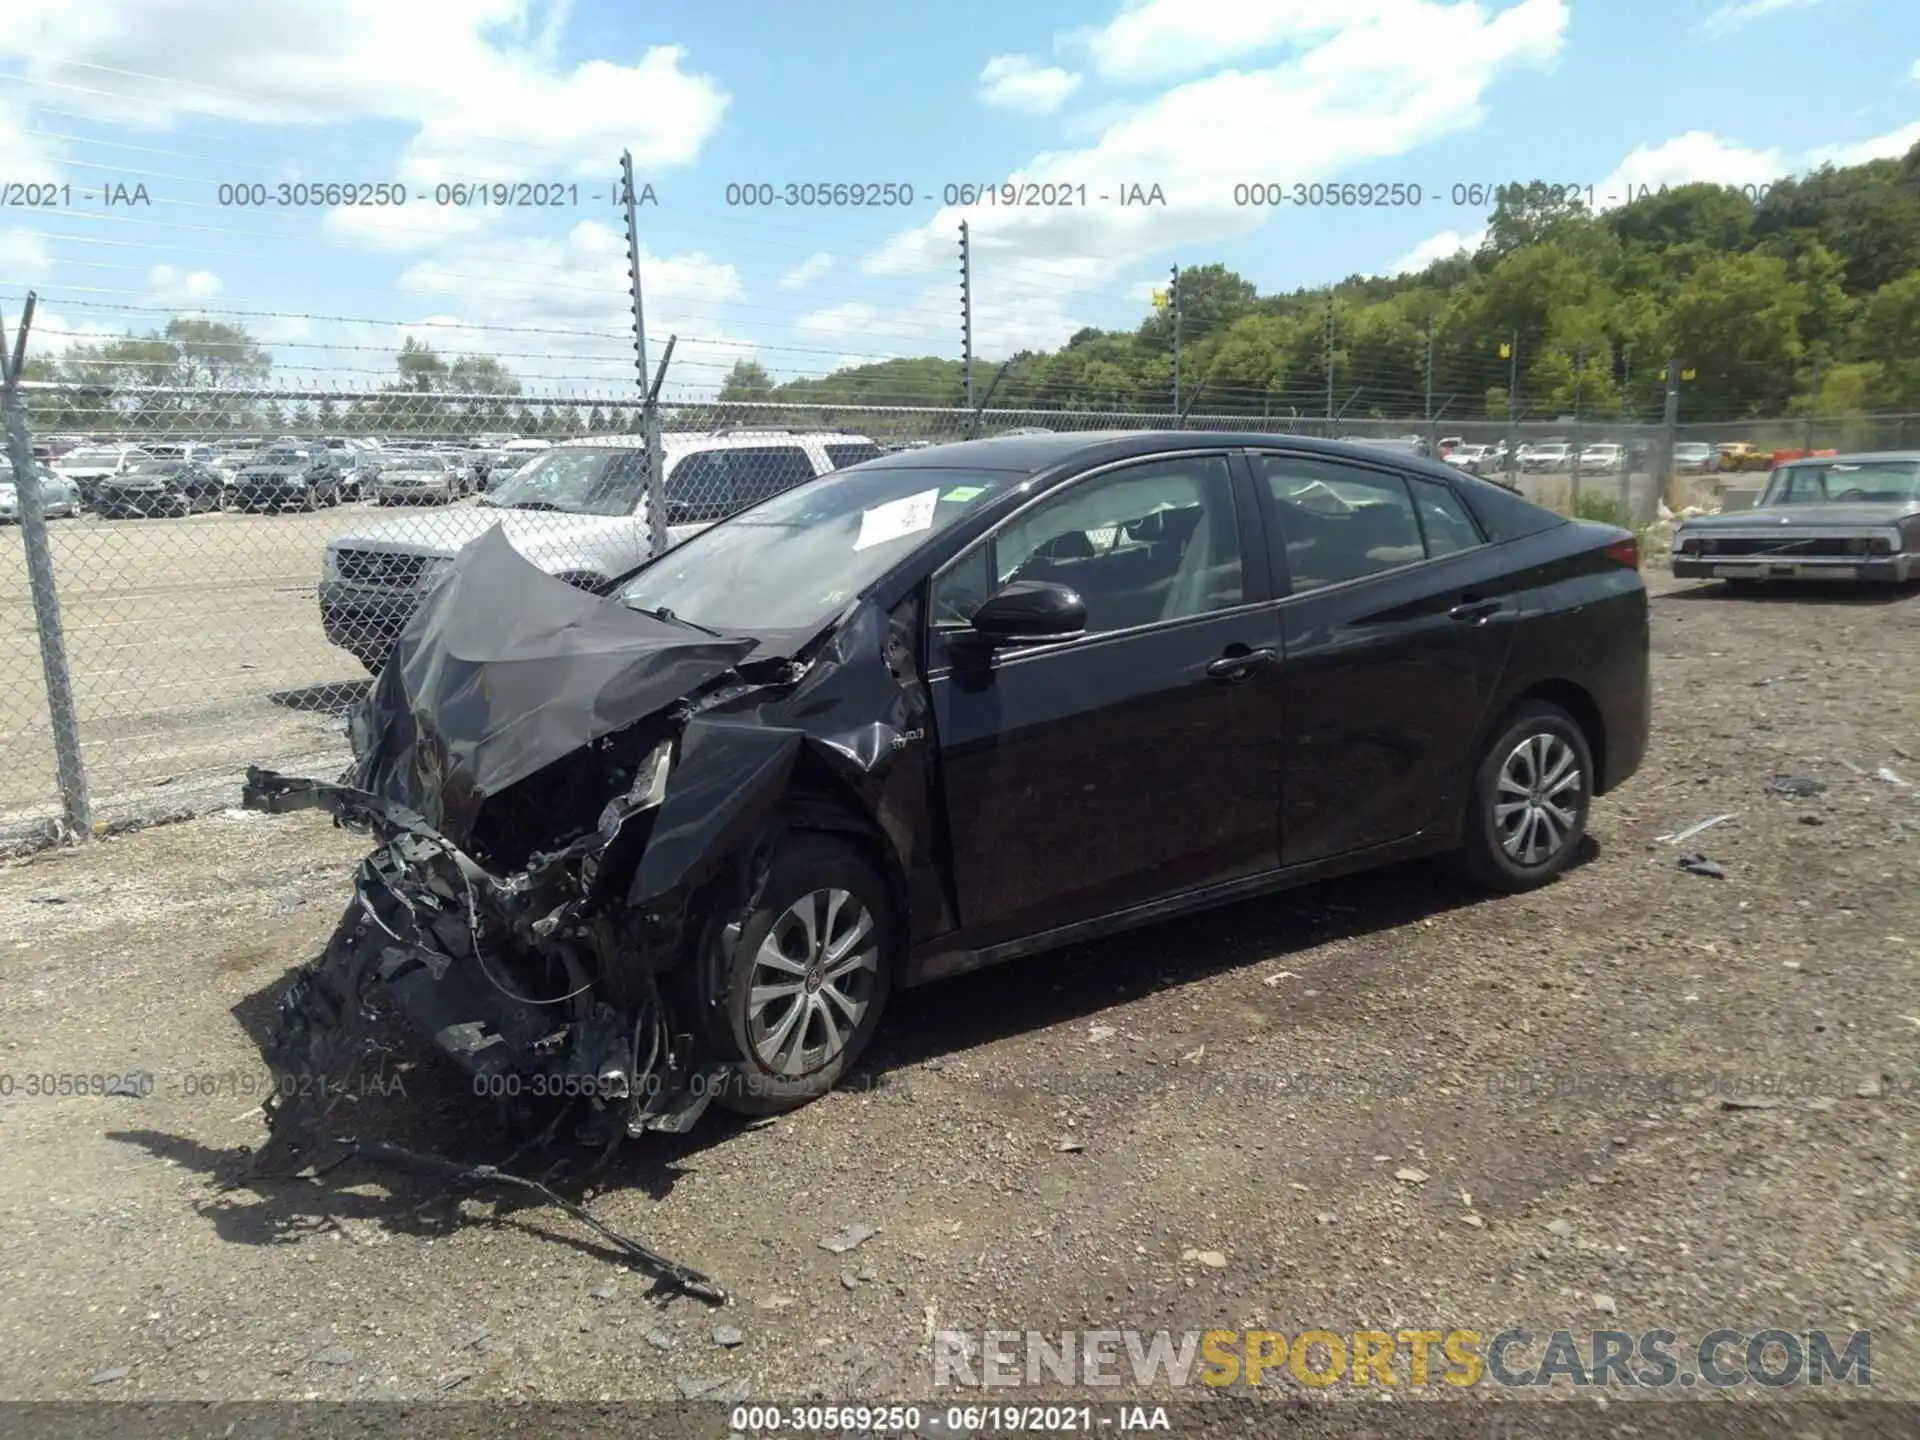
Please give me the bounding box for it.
[1456,700,1593,893]
[699,833,895,1116]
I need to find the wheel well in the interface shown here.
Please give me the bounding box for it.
[1513,679,1609,792]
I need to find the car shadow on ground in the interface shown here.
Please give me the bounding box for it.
[104,843,1593,1284]
[1661,579,1917,607]
[268,680,370,714]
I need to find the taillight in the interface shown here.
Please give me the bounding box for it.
[1604,534,1639,570]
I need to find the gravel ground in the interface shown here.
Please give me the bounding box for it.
[0,569,1915,1423]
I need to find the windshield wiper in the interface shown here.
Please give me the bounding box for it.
[506,500,568,512]
[623,602,721,636]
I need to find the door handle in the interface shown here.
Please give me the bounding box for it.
[1449,598,1502,623]
[1207,647,1277,681]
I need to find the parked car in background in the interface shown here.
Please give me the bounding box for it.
[372,452,462,505]
[319,429,878,671]
[1578,442,1624,472]
[231,443,344,512]
[331,447,382,500]
[53,443,154,508]
[97,458,228,517]
[0,455,82,520]
[1673,442,1715,474]
[1445,443,1487,473]
[1527,442,1572,472]
[252,430,1650,1133]
[1672,451,1920,584]
[1716,442,1770,473]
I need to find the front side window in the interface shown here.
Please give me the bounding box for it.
[931,455,1243,636]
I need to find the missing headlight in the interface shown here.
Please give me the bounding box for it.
[598,738,673,834]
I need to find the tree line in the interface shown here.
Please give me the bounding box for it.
[722,142,1920,426]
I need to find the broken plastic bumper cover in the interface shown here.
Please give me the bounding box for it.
[243,766,726,1138]
[242,767,731,1302]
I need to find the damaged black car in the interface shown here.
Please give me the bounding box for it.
[247,432,1649,1148]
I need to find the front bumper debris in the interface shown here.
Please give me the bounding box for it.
[241,767,731,1301]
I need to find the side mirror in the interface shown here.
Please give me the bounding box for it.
[966,580,1087,645]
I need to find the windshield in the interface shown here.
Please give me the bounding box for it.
[484,448,645,515]
[1675,444,1710,458]
[1762,461,1920,506]
[61,447,124,466]
[256,448,307,466]
[617,465,1009,633]
[387,457,447,472]
[129,460,183,475]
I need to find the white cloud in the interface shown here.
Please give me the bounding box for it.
[388,219,755,393]
[0,2,728,187]
[1912,57,1920,82]
[861,0,1568,355]
[1594,130,1787,202]
[778,252,833,290]
[1695,0,1823,38]
[146,263,224,305]
[1804,119,1920,168]
[1387,226,1485,274]
[1085,0,1398,84]
[319,203,490,252]
[0,226,55,286]
[978,54,1084,113]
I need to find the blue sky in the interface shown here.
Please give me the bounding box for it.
[1,0,1916,398]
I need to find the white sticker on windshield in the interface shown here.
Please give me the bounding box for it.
[854,487,939,551]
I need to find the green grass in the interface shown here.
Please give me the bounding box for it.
[1571,491,1631,528]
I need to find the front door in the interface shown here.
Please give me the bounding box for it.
[927,453,1285,950]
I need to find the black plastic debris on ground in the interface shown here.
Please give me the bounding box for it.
[1769,775,1827,797]
[1677,853,1726,879]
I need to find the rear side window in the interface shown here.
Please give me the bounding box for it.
[1255,456,1425,592]
[1408,476,1484,557]
[825,441,884,469]
[728,446,817,504]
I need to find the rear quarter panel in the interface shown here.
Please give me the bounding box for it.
[1482,526,1650,795]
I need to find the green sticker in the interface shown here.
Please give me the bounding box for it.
[941,485,988,503]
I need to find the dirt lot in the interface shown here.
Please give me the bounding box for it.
[0,498,493,841]
[0,570,1915,1419]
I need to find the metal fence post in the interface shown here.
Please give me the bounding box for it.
[1,294,92,840]
[959,222,976,439]
[1657,358,1680,517]
[621,150,670,557]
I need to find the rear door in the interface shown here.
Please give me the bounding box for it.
[725,445,818,511]
[927,451,1284,949]
[1246,451,1518,866]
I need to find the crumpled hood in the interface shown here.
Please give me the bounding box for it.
[350,524,758,843]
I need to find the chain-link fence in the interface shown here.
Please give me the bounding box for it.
[5,378,1911,846]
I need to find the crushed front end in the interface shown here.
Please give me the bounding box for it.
[245,750,721,1152]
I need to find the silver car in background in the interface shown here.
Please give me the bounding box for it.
[0,455,82,520]
[1672,452,1920,584]
[372,452,461,505]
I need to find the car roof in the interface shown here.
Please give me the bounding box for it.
[550,430,877,454]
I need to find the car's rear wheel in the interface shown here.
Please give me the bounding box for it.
[1456,700,1592,893]
[699,833,895,1116]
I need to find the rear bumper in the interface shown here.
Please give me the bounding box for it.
[1672,553,1913,582]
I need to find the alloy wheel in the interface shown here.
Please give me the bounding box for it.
[1494,732,1583,867]
[745,887,880,1078]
